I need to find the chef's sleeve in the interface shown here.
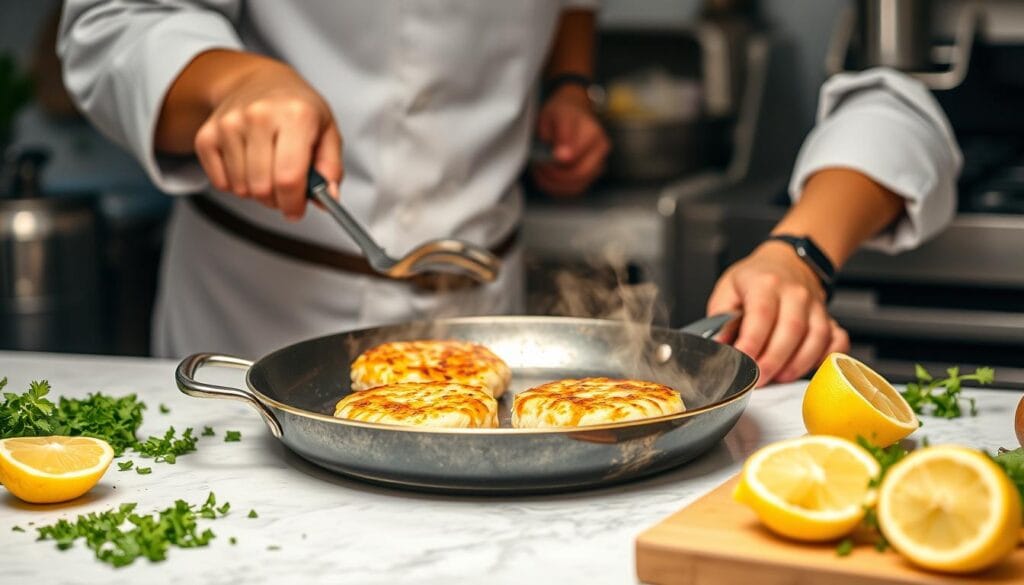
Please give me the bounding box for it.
[788,68,962,254]
[58,0,244,194]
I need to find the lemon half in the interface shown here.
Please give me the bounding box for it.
[733,435,880,542]
[877,446,1021,574]
[803,353,918,446]
[0,436,114,504]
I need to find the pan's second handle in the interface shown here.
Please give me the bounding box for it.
[175,353,283,438]
[680,311,742,339]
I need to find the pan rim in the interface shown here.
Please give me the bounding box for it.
[243,315,758,436]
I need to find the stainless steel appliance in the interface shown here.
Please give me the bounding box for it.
[0,149,102,352]
[674,1,1024,387]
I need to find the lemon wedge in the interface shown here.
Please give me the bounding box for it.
[0,436,113,504]
[803,353,918,447]
[733,435,880,541]
[877,446,1021,574]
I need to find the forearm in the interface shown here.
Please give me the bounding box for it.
[155,49,277,155]
[543,9,596,107]
[770,168,906,267]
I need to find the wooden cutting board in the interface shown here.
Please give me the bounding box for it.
[636,476,1024,585]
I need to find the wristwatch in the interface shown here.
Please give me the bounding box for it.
[765,234,836,301]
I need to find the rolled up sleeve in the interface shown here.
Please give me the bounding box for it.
[58,0,244,194]
[789,68,962,254]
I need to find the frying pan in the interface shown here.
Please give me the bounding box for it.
[175,314,758,494]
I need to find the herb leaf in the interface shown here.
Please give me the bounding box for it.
[201,426,215,437]
[836,538,854,556]
[224,430,241,442]
[900,364,994,419]
[135,427,197,463]
[136,467,152,475]
[117,460,134,472]
[36,494,226,567]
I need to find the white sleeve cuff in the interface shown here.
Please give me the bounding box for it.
[127,16,243,194]
[789,68,962,254]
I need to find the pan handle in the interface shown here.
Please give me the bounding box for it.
[175,353,283,438]
[679,310,742,339]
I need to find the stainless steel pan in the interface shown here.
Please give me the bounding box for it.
[175,315,757,494]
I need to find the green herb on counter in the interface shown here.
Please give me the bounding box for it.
[0,378,55,438]
[836,538,853,557]
[135,427,197,463]
[159,404,170,414]
[901,365,993,418]
[36,493,228,567]
[117,460,134,472]
[136,467,152,475]
[857,437,909,487]
[11,525,24,532]
[224,430,241,442]
[229,536,237,545]
[992,448,1024,516]
[248,509,258,519]
[0,378,145,455]
[202,426,215,437]
[217,502,231,516]
[267,545,280,551]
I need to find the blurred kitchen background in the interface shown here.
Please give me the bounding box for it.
[3,0,1024,385]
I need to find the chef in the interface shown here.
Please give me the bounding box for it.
[710,68,962,385]
[58,1,610,358]
[59,2,961,386]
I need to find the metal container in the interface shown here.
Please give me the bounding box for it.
[176,315,757,494]
[0,150,101,352]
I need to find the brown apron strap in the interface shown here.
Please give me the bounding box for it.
[187,194,519,291]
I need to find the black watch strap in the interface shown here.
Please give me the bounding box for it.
[542,73,593,100]
[765,234,836,301]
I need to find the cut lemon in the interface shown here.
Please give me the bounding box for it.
[877,446,1021,574]
[803,353,918,446]
[733,435,880,542]
[0,436,113,504]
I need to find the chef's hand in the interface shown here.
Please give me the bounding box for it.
[189,56,343,221]
[707,241,850,387]
[531,86,610,197]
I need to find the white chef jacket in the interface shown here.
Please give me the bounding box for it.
[59,1,594,359]
[790,68,962,254]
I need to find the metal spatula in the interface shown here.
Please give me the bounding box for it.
[307,170,500,283]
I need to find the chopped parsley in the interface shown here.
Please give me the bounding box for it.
[36,493,230,567]
[224,430,241,442]
[117,460,134,472]
[202,426,215,437]
[135,467,152,475]
[159,404,170,414]
[247,509,258,519]
[12,525,25,532]
[836,538,853,556]
[135,426,197,464]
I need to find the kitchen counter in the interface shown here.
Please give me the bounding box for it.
[1,352,1019,585]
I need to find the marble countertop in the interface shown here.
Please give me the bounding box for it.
[0,351,1019,585]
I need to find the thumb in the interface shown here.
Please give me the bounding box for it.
[706,274,743,344]
[314,122,344,199]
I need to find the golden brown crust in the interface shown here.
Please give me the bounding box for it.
[511,377,684,428]
[333,382,499,428]
[350,340,511,398]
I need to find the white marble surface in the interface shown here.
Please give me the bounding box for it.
[0,351,1019,585]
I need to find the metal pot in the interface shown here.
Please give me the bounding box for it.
[603,116,726,183]
[0,149,101,352]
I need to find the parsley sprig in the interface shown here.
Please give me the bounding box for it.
[35,493,231,568]
[0,378,146,455]
[900,364,994,418]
